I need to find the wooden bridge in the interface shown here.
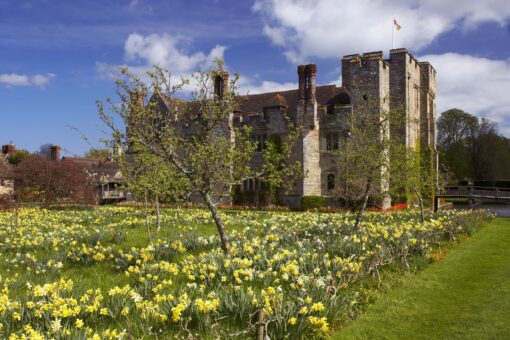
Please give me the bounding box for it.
[434,186,510,211]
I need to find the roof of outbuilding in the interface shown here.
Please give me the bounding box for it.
[61,157,121,180]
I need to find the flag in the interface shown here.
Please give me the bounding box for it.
[393,18,402,31]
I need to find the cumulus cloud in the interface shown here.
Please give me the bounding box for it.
[98,33,229,92]
[236,75,297,95]
[123,33,228,75]
[420,53,510,136]
[253,0,510,63]
[100,32,297,95]
[0,73,55,87]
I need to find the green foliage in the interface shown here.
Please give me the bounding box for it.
[336,217,509,340]
[252,128,302,206]
[98,60,258,253]
[437,108,510,183]
[0,206,493,338]
[7,149,31,165]
[84,148,111,160]
[301,195,326,210]
[231,184,260,206]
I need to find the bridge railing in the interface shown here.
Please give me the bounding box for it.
[440,186,510,198]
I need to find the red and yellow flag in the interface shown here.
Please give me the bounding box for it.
[393,18,402,31]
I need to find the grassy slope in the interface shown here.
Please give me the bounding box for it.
[334,217,510,340]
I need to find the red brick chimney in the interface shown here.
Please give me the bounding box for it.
[306,64,317,102]
[50,145,61,161]
[214,71,229,98]
[1,144,15,156]
[298,65,306,102]
[297,64,317,103]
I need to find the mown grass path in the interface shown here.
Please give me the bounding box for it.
[334,217,510,340]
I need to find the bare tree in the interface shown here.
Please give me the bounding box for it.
[98,61,255,254]
[330,99,396,232]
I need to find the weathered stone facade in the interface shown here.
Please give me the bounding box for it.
[235,49,436,209]
[156,48,437,209]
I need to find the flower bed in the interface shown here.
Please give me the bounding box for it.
[0,207,492,339]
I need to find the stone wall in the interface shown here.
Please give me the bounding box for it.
[341,51,391,209]
[388,48,422,149]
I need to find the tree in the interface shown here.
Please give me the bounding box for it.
[121,142,190,239]
[98,62,255,254]
[14,156,88,206]
[391,146,434,222]
[84,148,111,160]
[437,109,478,182]
[438,109,510,183]
[250,126,302,207]
[7,149,31,165]
[330,99,393,232]
[37,143,53,158]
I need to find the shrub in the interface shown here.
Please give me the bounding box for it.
[301,195,326,210]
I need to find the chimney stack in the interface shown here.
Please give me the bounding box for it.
[297,64,317,103]
[298,65,306,102]
[130,90,144,111]
[1,144,15,156]
[50,145,61,161]
[214,71,229,98]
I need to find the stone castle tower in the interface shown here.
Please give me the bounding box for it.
[340,49,437,206]
[342,49,436,154]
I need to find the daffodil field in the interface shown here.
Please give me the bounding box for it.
[0,206,492,339]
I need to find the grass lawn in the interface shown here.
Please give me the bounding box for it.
[334,217,510,340]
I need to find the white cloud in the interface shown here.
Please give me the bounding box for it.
[101,32,298,96]
[237,75,297,95]
[31,73,56,87]
[123,33,227,75]
[420,53,510,136]
[253,0,510,63]
[0,73,55,87]
[98,33,230,93]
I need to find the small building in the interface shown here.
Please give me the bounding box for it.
[0,144,15,197]
[50,145,126,204]
[61,156,126,204]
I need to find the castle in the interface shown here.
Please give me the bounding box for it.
[156,48,437,209]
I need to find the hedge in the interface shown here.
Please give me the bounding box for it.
[301,195,326,210]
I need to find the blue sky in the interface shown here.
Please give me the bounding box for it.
[1,0,509,156]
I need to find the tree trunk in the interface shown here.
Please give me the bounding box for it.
[354,178,372,232]
[144,190,151,241]
[14,202,19,227]
[155,193,161,233]
[255,182,260,209]
[201,191,230,255]
[413,187,425,223]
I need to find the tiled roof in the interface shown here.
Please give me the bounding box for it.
[156,85,351,116]
[61,157,121,179]
[236,85,350,114]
